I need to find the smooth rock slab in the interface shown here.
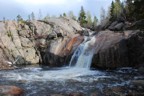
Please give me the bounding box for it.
[0,85,23,96]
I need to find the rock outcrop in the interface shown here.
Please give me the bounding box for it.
[91,30,144,69]
[0,16,144,69]
[0,17,82,69]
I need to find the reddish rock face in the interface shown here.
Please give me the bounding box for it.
[63,35,84,55]
[65,37,78,52]
[0,85,23,96]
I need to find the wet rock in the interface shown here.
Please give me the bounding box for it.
[138,67,144,73]
[130,19,144,30]
[69,92,84,96]
[92,30,144,69]
[127,92,144,96]
[131,80,144,87]
[104,86,126,96]
[109,22,125,31]
[0,48,14,70]
[108,21,118,30]
[92,31,128,69]
[126,30,144,67]
[114,22,125,31]
[37,18,82,67]
[0,85,23,96]
[90,91,103,96]
[42,35,83,67]
[50,94,64,96]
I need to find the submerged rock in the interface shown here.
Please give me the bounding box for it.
[69,92,84,96]
[0,85,23,96]
[50,94,64,96]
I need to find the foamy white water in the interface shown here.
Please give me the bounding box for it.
[0,67,105,82]
[70,36,97,69]
[0,35,107,83]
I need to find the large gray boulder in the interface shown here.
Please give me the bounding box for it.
[0,17,82,68]
[91,30,144,69]
[108,22,125,31]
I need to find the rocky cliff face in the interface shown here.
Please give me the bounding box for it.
[0,17,82,69]
[94,30,144,69]
[0,17,144,69]
[65,29,144,69]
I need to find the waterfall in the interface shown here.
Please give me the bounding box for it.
[69,36,97,69]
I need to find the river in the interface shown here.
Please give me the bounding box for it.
[0,66,140,96]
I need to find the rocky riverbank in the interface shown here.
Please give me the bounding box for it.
[0,17,144,70]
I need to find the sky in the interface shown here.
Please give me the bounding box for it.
[0,0,116,20]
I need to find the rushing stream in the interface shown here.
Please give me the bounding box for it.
[69,36,96,68]
[0,66,140,96]
[0,36,143,96]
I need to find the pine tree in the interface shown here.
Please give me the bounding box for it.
[17,15,23,22]
[100,7,106,25]
[93,16,98,28]
[31,12,35,20]
[68,11,76,20]
[110,1,115,21]
[131,0,144,20]
[86,11,92,28]
[44,14,50,20]
[59,14,63,18]
[113,0,122,19]
[3,17,6,23]
[38,9,42,20]
[125,0,144,21]
[78,6,87,27]
[28,15,31,21]
[109,0,125,21]
[63,13,67,17]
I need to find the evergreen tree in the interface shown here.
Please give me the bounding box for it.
[44,14,50,20]
[78,6,87,27]
[68,11,76,20]
[3,17,6,23]
[125,0,144,21]
[28,15,31,21]
[17,15,23,22]
[93,16,98,28]
[86,11,92,28]
[113,0,122,19]
[130,0,144,20]
[110,1,115,20]
[59,14,63,18]
[109,0,124,21]
[38,9,42,20]
[100,7,106,25]
[31,12,35,20]
[63,13,67,17]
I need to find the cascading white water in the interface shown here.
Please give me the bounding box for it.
[69,36,97,69]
